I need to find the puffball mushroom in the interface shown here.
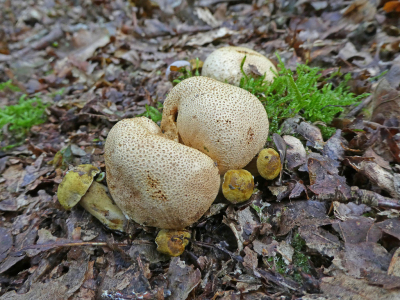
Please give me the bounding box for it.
[202,46,277,86]
[161,76,269,175]
[257,148,282,180]
[222,169,254,204]
[155,229,191,257]
[104,117,220,230]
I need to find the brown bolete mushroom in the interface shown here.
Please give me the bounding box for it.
[161,76,269,175]
[202,46,277,86]
[104,117,220,230]
[57,164,100,210]
[57,164,128,231]
[79,181,128,232]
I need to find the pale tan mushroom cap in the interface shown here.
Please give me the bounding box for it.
[202,46,277,86]
[161,76,269,175]
[104,117,220,230]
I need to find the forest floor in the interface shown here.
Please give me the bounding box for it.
[1,0,400,299]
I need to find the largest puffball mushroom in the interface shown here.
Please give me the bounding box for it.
[202,46,277,86]
[161,76,269,175]
[104,117,220,230]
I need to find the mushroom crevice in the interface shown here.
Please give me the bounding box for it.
[104,117,220,230]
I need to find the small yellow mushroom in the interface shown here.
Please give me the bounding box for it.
[222,169,254,204]
[79,181,128,232]
[155,229,191,257]
[57,164,100,210]
[257,148,282,180]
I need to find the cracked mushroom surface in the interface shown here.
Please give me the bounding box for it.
[161,76,269,175]
[202,46,277,86]
[104,117,220,230]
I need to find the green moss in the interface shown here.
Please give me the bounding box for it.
[0,80,20,92]
[239,54,369,139]
[292,233,311,282]
[138,102,163,123]
[267,255,287,275]
[265,233,311,284]
[0,90,50,149]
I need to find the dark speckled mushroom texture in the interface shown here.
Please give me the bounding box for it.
[202,46,277,86]
[104,117,220,230]
[160,76,269,175]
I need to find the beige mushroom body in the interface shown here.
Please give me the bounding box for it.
[202,46,277,86]
[161,76,269,175]
[104,117,220,230]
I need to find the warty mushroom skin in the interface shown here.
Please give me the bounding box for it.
[104,117,220,230]
[202,46,277,86]
[161,76,269,175]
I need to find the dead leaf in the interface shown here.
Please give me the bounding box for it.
[388,247,400,277]
[371,78,400,123]
[274,200,332,236]
[243,246,258,270]
[0,252,90,300]
[167,257,201,300]
[383,1,400,13]
[308,153,351,200]
[299,225,342,258]
[364,271,400,289]
[341,0,377,23]
[321,273,400,299]
[186,27,235,46]
[331,217,375,244]
[331,242,391,277]
[0,227,12,265]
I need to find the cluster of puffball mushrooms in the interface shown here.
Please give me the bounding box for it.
[57,46,282,257]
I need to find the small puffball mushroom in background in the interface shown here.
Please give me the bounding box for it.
[257,148,282,180]
[283,135,307,170]
[155,229,191,256]
[202,46,277,86]
[222,169,254,204]
[161,76,269,175]
[166,60,191,82]
[104,117,221,230]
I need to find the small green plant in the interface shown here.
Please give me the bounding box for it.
[239,54,368,138]
[48,144,73,169]
[0,92,49,149]
[251,197,270,223]
[172,58,201,85]
[0,80,20,92]
[291,233,311,282]
[265,233,311,283]
[138,102,163,123]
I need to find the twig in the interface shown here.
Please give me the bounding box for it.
[345,95,372,118]
[14,239,153,256]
